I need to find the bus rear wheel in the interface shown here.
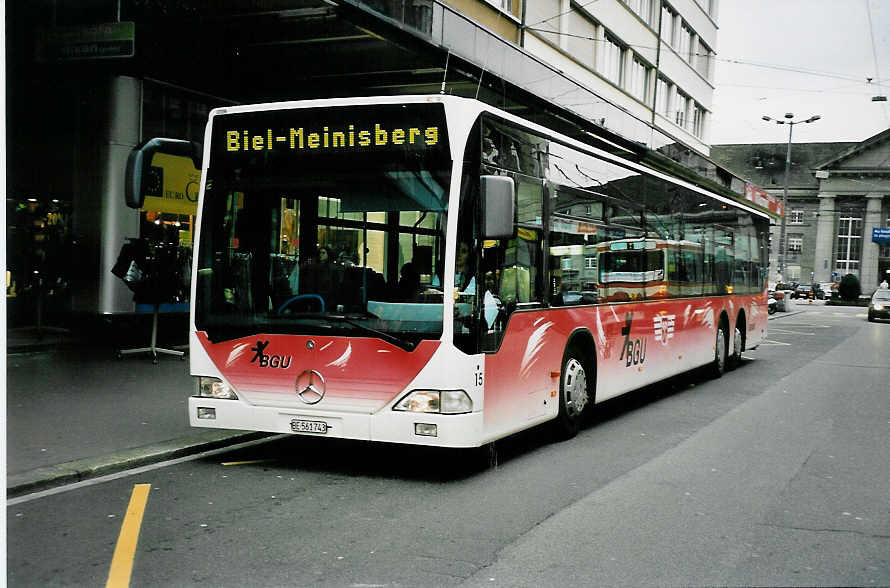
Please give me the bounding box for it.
[709,325,728,379]
[729,325,743,369]
[554,347,591,439]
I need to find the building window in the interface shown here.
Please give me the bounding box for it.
[675,91,690,128]
[692,104,706,137]
[679,22,695,62]
[585,256,597,269]
[484,0,513,12]
[623,0,654,26]
[661,3,678,47]
[602,35,625,85]
[628,56,651,104]
[696,39,713,80]
[789,209,804,224]
[836,213,863,274]
[708,0,719,18]
[787,236,803,253]
[656,76,671,117]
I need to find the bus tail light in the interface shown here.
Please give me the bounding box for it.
[393,389,472,414]
[196,376,238,400]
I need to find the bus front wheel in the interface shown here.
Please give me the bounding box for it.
[554,347,590,440]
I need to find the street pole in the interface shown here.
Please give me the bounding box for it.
[762,113,821,284]
[779,122,793,280]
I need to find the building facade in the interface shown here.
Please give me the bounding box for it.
[8,0,751,329]
[712,129,890,293]
[525,0,718,154]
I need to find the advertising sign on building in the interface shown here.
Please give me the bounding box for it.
[37,22,135,61]
[872,227,890,243]
[744,182,784,217]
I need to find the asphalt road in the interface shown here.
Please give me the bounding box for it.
[7,305,889,587]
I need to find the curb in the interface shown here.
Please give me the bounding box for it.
[7,430,272,498]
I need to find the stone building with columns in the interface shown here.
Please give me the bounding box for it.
[711,128,890,293]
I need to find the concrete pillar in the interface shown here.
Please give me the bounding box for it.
[559,0,570,51]
[861,193,885,292]
[72,76,142,314]
[812,193,836,283]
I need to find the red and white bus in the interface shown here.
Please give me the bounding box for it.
[130,95,769,446]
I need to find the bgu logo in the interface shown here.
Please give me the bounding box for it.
[619,312,647,367]
[250,340,292,369]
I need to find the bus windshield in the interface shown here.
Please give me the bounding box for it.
[194,103,452,347]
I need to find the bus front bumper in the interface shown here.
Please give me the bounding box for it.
[188,396,486,448]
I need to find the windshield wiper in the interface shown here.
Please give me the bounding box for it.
[281,312,416,350]
[335,315,417,351]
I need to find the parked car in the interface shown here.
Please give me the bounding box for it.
[792,284,813,299]
[867,288,890,322]
[819,282,837,299]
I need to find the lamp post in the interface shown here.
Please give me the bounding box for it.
[762,113,821,282]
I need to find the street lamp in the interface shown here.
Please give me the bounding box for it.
[762,113,821,282]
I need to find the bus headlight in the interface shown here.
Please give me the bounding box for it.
[393,389,472,414]
[196,376,238,400]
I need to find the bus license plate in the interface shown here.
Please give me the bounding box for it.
[290,419,328,434]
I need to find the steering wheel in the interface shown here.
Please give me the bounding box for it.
[276,294,325,315]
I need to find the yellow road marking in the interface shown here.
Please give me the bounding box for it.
[220,458,277,466]
[106,484,151,588]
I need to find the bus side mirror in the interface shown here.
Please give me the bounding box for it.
[125,138,203,209]
[481,175,515,239]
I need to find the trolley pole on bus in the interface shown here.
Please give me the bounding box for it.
[762,113,821,281]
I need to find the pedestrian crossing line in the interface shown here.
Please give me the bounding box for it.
[106,483,151,588]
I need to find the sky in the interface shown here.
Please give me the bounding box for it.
[709,0,890,145]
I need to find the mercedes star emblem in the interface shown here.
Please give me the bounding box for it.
[295,369,325,404]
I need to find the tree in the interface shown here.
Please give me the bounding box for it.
[838,273,861,301]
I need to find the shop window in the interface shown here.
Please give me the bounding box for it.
[6,197,74,326]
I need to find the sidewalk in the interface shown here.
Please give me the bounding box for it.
[6,325,262,497]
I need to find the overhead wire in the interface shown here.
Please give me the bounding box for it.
[523,0,889,145]
[864,0,890,128]
[525,0,602,28]
[525,26,887,88]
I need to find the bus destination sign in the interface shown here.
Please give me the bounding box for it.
[226,123,439,153]
[213,103,450,163]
